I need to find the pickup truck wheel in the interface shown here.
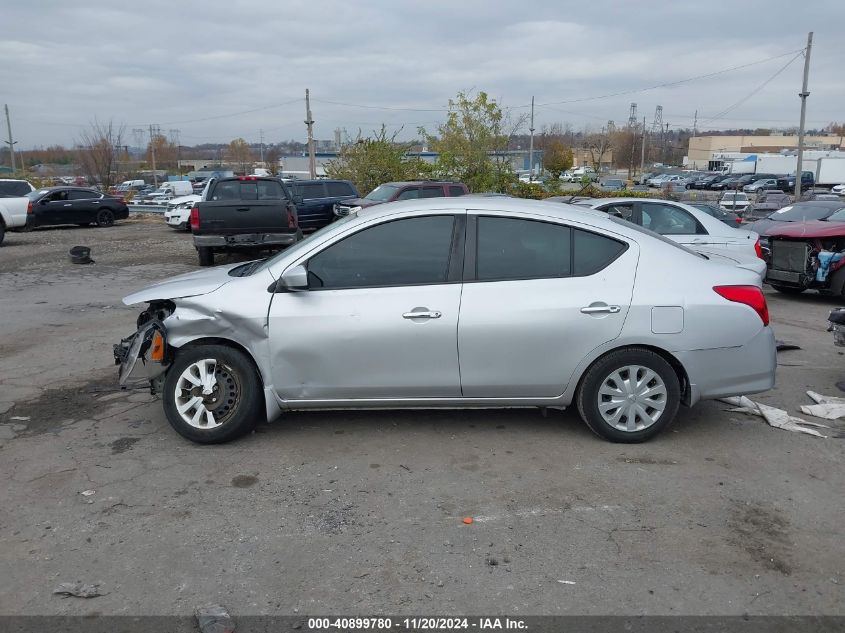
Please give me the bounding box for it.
[197,247,214,267]
[576,348,680,443]
[769,283,805,295]
[162,345,264,444]
[96,209,115,227]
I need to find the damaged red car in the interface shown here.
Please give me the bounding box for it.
[766,206,845,295]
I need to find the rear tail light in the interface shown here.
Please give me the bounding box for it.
[754,238,764,259]
[238,176,257,181]
[26,201,33,214]
[288,207,298,228]
[713,285,769,326]
[189,207,199,231]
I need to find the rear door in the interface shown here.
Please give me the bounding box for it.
[294,182,329,231]
[67,189,101,223]
[41,190,70,225]
[458,212,636,398]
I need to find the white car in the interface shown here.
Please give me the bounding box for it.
[576,197,766,280]
[832,184,845,196]
[719,192,751,213]
[164,194,201,230]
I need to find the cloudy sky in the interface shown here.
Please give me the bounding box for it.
[2,0,842,149]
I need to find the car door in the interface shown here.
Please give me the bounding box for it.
[294,182,328,231]
[458,213,636,398]
[67,189,100,223]
[267,212,464,401]
[40,190,70,225]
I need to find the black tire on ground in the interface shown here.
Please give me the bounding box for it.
[96,209,115,227]
[0,222,5,246]
[769,283,805,295]
[197,247,214,266]
[576,347,681,443]
[77,223,90,227]
[162,344,264,444]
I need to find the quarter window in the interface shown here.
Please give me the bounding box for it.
[307,216,455,289]
[573,229,627,276]
[448,185,466,197]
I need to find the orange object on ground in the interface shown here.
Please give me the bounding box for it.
[462,517,473,525]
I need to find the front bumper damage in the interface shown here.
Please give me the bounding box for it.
[113,302,174,392]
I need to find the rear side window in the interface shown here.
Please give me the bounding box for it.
[326,182,354,197]
[641,202,705,235]
[476,217,571,281]
[0,181,32,197]
[396,187,421,201]
[68,190,99,200]
[449,185,466,197]
[421,186,444,198]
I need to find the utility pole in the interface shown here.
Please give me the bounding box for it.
[305,89,316,179]
[528,96,535,178]
[640,117,647,177]
[259,129,265,163]
[149,124,159,187]
[169,129,181,173]
[795,31,813,200]
[692,110,698,138]
[4,104,16,173]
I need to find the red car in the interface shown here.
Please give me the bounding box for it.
[766,205,845,295]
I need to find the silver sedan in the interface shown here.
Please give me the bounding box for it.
[115,198,777,444]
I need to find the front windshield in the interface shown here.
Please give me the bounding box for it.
[252,214,359,274]
[770,204,842,221]
[364,184,399,202]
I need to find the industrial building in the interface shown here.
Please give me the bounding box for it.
[687,134,845,170]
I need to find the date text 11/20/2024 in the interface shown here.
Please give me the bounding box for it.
[307,617,528,630]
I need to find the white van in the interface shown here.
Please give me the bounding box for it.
[149,180,193,203]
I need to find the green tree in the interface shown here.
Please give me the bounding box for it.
[325,125,427,195]
[421,91,519,193]
[542,138,574,180]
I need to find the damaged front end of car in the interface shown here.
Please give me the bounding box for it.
[767,235,845,292]
[113,300,175,393]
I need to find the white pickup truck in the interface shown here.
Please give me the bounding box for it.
[0,179,36,245]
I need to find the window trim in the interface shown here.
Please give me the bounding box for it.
[464,214,629,283]
[303,214,465,291]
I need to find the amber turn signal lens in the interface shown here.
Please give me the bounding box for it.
[150,331,165,362]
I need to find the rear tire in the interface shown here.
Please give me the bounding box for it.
[769,283,805,295]
[0,222,5,246]
[197,247,214,267]
[576,348,680,443]
[162,344,264,444]
[96,209,115,227]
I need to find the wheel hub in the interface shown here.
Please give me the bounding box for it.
[174,359,241,429]
[597,365,668,433]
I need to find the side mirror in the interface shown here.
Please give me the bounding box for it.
[279,264,308,291]
[292,195,303,205]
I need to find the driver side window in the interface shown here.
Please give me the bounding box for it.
[307,216,456,289]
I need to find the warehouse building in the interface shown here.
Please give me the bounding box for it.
[687,134,845,170]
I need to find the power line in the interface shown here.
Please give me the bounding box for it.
[311,98,446,112]
[698,52,803,127]
[532,49,804,108]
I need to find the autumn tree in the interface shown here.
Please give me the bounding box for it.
[584,128,613,174]
[325,125,427,195]
[76,120,125,189]
[226,138,254,174]
[542,138,574,179]
[146,134,178,171]
[421,91,523,193]
[263,146,282,175]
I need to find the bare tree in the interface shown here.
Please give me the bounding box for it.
[76,120,125,189]
[584,127,613,173]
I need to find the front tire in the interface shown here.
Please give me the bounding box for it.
[96,209,115,227]
[197,247,214,266]
[0,222,5,246]
[576,348,680,443]
[162,345,264,444]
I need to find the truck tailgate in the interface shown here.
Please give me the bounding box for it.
[196,200,293,234]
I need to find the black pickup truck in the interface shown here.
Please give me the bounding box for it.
[190,176,302,266]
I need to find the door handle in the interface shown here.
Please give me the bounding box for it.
[403,310,442,319]
[580,305,620,314]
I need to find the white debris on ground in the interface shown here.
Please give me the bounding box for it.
[719,396,830,438]
[799,391,845,420]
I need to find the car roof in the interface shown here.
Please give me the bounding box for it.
[788,200,845,208]
[382,181,461,187]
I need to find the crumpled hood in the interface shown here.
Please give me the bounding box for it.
[122,264,242,305]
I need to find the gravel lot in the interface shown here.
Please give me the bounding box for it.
[0,215,843,617]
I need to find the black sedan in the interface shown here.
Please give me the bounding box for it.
[26,187,129,228]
